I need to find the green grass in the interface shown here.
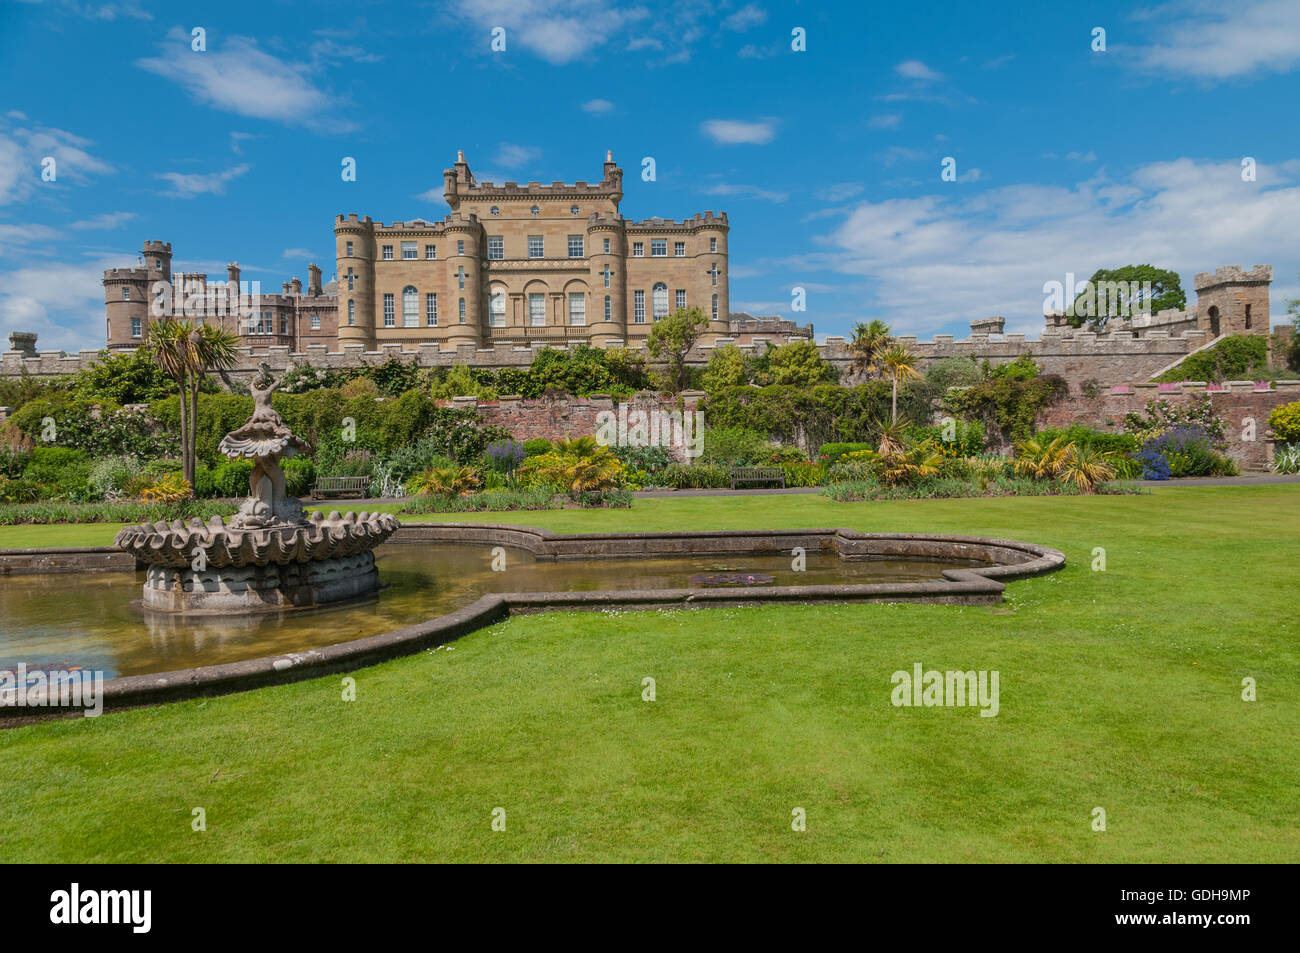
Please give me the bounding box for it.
[2,485,1297,862]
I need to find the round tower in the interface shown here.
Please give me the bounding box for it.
[699,212,730,339]
[443,215,484,347]
[335,215,375,348]
[587,215,627,346]
[142,240,172,283]
[104,266,151,350]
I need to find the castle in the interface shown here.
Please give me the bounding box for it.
[100,151,795,352]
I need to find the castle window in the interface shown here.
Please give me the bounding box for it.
[634,290,645,323]
[709,263,719,286]
[345,241,354,256]
[280,315,288,335]
[122,286,131,301]
[530,205,540,216]
[632,242,644,257]
[604,295,611,321]
[348,300,355,325]
[383,293,395,327]
[710,238,717,252]
[674,242,685,257]
[529,293,546,326]
[676,289,686,310]
[603,266,611,288]
[131,317,142,338]
[401,242,417,260]
[567,235,584,258]
[457,240,465,256]
[1245,304,1252,329]
[652,283,668,319]
[347,269,355,291]
[712,294,718,321]
[490,206,500,216]
[603,238,610,254]
[425,244,436,259]
[528,235,544,258]
[651,239,667,257]
[571,205,580,215]
[382,245,393,260]
[310,313,320,330]
[457,266,466,290]
[487,236,504,260]
[458,297,466,323]
[402,286,419,327]
[426,293,437,325]
[490,289,506,327]
[568,292,586,326]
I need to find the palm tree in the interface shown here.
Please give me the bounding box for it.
[849,319,892,382]
[878,342,922,423]
[1013,436,1071,480]
[1057,444,1117,494]
[407,466,482,497]
[148,319,239,487]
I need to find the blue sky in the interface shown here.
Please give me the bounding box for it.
[3,0,1299,352]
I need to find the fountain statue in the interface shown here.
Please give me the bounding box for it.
[115,364,399,613]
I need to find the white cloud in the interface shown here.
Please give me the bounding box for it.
[895,59,944,81]
[703,183,788,203]
[156,164,251,198]
[869,114,902,130]
[494,143,541,168]
[723,3,767,31]
[282,247,314,259]
[0,256,117,354]
[137,29,350,130]
[68,211,136,230]
[700,119,775,145]
[821,157,1300,337]
[1129,0,1300,80]
[581,98,614,114]
[450,0,638,64]
[0,117,114,206]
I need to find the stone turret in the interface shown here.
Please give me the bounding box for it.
[1193,265,1271,338]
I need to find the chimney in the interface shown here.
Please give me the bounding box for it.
[291,277,302,295]
[307,263,322,296]
[282,281,291,296]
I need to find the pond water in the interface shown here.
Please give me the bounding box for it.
[0,542,983,678]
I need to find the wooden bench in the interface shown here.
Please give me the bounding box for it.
[311,476,369,499]
[729,466,786,489]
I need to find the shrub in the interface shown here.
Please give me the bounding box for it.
[905,420,985,456]
[0,498,234,525]
[1272,442,1300,474]
[780,461,827,487]
[925,356,983,390]
[1034,425,1137,455]
[699,426,776,466]
[140,473,192,503]
[211,458,254,497]
[382,437,458,485]
[818,441,877,462]
[1155,334,1268,383]
[484,439,526,473]
[1137,426,1236,478]
[946,371,1069,446]
[523,438,552,457]
[281,457,316,497]
[88,455,140,499]
[397,486,559,514]
[406,465,483,497]
[659,463,731,489]
[1269,401,1300,442]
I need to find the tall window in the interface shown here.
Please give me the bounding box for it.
[383,293,395,327]
[487,236,503,260]
[676,289,686,310]
[426,293,437,326]
[567,235,584,258]
[568,292,586,326]
[345,241,354,256]
[348,300,355,325]
[310,313,320,330]
[527,235,544,258]
[401,242,417,260]
[712,294,719,321]
[457,240,465,255]
[457,266,466,290]
[710,238,717,252]
[458,298,466,323]
[603,238,610,254]
[346,268,354,291]
[425,244,436,259]
[490,289,506,327]
[604,295,611,321]
[280,315,288,335]
[633,290,645,324]
[651,239,667,257]
[632,242,644,257]
[382,245,393,260]
[652,283,668,320]
[603,266,611,288]
[122,287,130,300]
[402,286,418,327]
[674,242,685,257]
[131,317,142,338]
[528,293,546,326]
[710,263,719,286]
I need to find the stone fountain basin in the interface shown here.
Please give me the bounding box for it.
[0,523,1065,722]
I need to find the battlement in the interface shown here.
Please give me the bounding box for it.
[627,212,729,231]
[142,240,172,253]
[467,178,618,197]
[1194,265,1272,289]
[334,214,375,229]
[103,267,147,280]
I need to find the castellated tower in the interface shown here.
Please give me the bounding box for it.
[104,240,170,349]
[335,215,376,349]
[1193,265,1271,338]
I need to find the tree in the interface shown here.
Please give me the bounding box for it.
[701,343,749,392]
[765,339,836,387]
[148,319,239,488]
[646,306,710,393]
[879,342,922,423]
[1068,264,1186,330]
[849,319,892,382]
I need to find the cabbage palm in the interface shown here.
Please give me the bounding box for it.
[148,319,239,487]
[849,319,892,382]
[1057,444,1117,494]
[407,466,482,497]
[1013,436,1071,480]
[879,342,922,423]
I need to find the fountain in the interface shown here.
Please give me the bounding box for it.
[114,364,399,613]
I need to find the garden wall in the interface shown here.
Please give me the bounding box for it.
[1036,380,1300,470]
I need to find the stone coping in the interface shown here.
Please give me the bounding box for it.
[0,524,1064,723]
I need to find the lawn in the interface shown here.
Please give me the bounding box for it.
[1,485,1296,862]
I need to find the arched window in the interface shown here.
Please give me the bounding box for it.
[652,282,669,320]
[490,288,507,327]
[402,286,419,327]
